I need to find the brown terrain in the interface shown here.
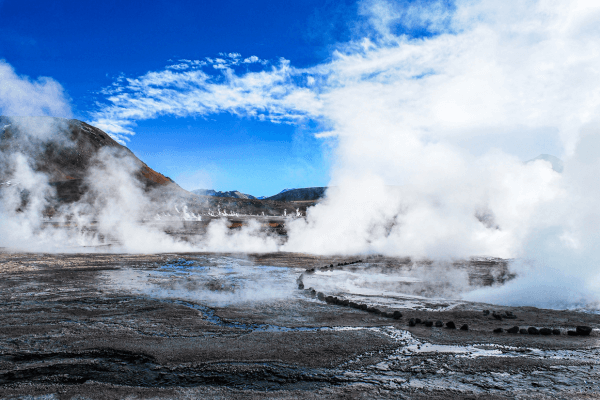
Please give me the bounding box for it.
[0,251,598,399]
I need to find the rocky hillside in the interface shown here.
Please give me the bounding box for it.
[265,187,327,202]
[0,116,179,203]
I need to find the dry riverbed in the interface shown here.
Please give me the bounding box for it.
[0,252,599,399]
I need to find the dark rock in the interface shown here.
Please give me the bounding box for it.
[424,321,434,327]
[552,329,561,335]
[393,311,402,320]
[528,327,539,335]
[298,282,304,290]
[507,326,519,334]
[305,268,315,273]
[359,304,368,311]
[568,330,579,336]
[368,307,381,314]
[380,312,390,318]
[492,313,503,320]
[341,299,349,306]
[446,321,456,329]
[349,302,359,309]
[539,328,552,335]
[460,324,468,331]
[325,296,335,304]
[435,320,443,327]
[409,318,416,327]
[576,326,592,336]
[317,292,325,300]
[520,328,528,334]
[483,310,490,316]
[330,264,334,268]
[415,318,422,324]
[493,328,504,333]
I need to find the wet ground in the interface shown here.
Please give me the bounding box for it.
[0,252,599,399]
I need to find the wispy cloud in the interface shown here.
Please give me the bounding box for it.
[91,55,320,143]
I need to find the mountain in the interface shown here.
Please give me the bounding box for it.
[191,189,256,200]
[264,187,327,202]
[526,154,564,173]
[0,116,181,203]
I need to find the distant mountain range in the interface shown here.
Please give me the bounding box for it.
[192,187,327,202]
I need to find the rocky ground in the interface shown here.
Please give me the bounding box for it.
[0,252,599,399]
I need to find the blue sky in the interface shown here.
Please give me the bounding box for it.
[0,0,365,196]
[1,0,572,198]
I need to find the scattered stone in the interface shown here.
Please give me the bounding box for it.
[493,328,504,333]
[504,311,517,319]
[393,311,402,320]
[409,318,416,327]
[317,292,325,300]
[460,324,468,331]
[415,318,422,324]
[435,320,443,327]
[520,329,528,334]
[576,326,592,336]
[528,327,539,335]
[446,321,456,329]
[507,326,520,334]
[568,330,579,336]
[552,329,561,335]
[424,321,434,327]
[539,328,552,335]
[483,310,490,316]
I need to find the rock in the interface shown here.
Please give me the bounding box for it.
[330,264,334,268]
[520,328,528,334]
[527,327,539,335]
[325,296,335,304]
[424,320,434,327]
[317,292,325,300]
[298,282,304,289]
[359,304,368,311]
[435,320,443,327]
[552,329,561,335]
[446,321,456,329]
[305,268,315,273]
[393,311,402,320]
[341,299,349,306]
[507,326,519,334]
[409,318,416,327]
[368,307,381,314]
[415,318,422,324]
[504,311,516,319]
[576,326,592,336]
[483,310,490,316]
[539,328,552,335]
[349,302,359,309]
[493,328,504,333]
[492,313,503,320]
[460,324,468,331]
[568,330,579,336]
[380,312,390,318]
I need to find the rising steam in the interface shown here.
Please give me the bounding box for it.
[3,1,600,310]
